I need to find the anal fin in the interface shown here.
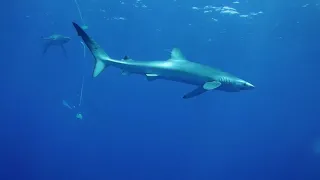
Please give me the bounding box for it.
[121,70,130,75]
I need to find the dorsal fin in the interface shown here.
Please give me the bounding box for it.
[123,55,130,60]
[170,48,187,61]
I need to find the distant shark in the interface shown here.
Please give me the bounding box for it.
[41,34,71,58]
[72,22,254,99]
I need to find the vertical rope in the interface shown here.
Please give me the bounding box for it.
[80,41,86,58]
[79,75,84,107]
[74,0,85,25]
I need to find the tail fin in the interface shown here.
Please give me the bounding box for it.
[72,22,110,77]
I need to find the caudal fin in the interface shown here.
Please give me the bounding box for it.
[72,22,110,77]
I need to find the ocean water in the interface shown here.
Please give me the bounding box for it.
[2,0,320,179]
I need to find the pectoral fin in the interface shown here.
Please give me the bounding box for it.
[183,81,221,99]
[42,42,52,56]
[183,86,208,99]
[61,45,68,58]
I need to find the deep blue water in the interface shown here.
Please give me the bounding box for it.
[2,0,320,179]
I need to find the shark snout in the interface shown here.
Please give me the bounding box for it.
[245,82,255,89]
[238,80,255,91]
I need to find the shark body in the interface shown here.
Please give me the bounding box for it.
[42,34,71,58]
[72,22,254,99]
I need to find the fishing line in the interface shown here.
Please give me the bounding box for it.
[79,41,86,107]
[80,41,86,58]
[79,75,84,107]
[77,38,86,119]
[74,0,84,24]
[74,0,88,29]
[75,75,84,120]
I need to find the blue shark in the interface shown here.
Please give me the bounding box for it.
[41,34,71,58]
[72,22,254,99]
